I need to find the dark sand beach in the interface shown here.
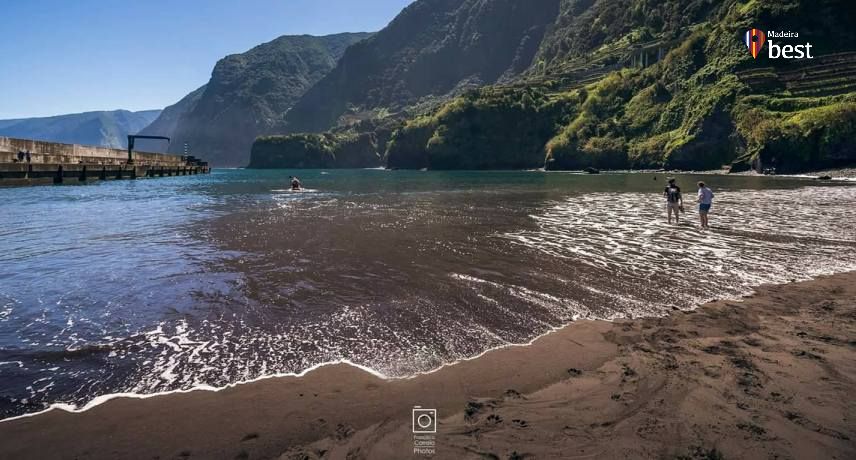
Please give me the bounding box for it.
[1,272,854,459]
[5,1,856,458]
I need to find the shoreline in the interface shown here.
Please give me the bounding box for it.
[548,167,856,179]
[0,272,854,459]
[234,166,856,180]
[0,264,827,425]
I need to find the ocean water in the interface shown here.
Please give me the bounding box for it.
[1,169,855,418]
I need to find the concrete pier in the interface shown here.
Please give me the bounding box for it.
[0,137,210,186]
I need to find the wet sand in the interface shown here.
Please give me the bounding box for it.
[1,272,855,459]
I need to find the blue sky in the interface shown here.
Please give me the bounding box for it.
[0,0,414,119]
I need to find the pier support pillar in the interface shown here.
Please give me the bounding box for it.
[53,165,64,184]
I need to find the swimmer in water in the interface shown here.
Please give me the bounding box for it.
[289,176,302,191]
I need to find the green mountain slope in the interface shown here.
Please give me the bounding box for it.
[0,110,161,149]
[243,0,856,172]
[140,32,371,166]
[378,0,856,172]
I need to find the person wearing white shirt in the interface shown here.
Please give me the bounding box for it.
[697,181,714,229]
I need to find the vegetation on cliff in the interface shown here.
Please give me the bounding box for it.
[381,0,856,172]
[385,87,577,169]
[181,0,855,172]
[734,95,856,172]
[542,0,856,172]
[249,132,381,169]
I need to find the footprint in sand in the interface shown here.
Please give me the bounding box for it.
[465,401,484,420]
[792,349,825,361]
[737,421,767,439]
[511,419,529,429]
[465,398,498,421]
[785,411,851,440]
[335,423,355,440]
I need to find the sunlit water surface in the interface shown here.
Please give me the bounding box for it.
[1,170,855,418]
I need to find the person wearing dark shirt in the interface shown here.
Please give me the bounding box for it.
[663,178,683,224]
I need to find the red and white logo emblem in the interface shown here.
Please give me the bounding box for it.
[744,29,766,59]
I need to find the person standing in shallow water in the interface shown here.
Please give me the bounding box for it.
[697,181,714,229]
[664,178,683,224]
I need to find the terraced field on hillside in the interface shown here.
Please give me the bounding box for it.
[737,52,856,97]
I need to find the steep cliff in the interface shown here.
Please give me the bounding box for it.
[283,0,561,134]
[383,0,856,172]
[180,0,855,172]
[140,33,371,166]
